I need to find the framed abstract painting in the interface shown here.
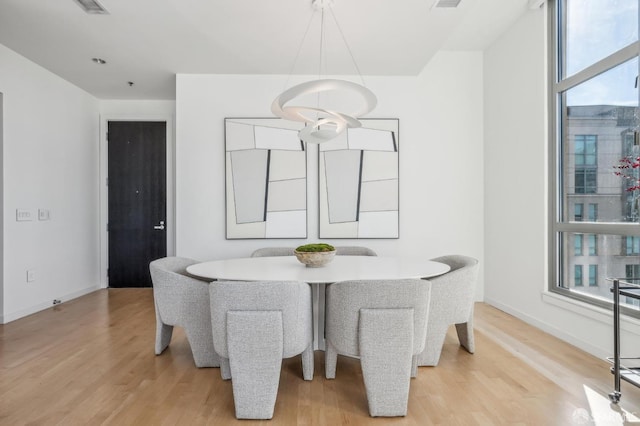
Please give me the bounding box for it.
[225,118,307,239]
[318,119,399,239]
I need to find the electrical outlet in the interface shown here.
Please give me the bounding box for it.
[26,270,35,282]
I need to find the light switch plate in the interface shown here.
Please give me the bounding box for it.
[16,209,33,221]
[38,209,50,221]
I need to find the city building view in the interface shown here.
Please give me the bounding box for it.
[564,104,640,307]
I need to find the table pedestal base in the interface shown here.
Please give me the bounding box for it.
[312,283,326,351]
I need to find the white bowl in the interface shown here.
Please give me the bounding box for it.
[294,250,336,268]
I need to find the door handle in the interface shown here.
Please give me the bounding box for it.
[153,220,165,230]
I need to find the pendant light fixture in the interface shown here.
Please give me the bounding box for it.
[271,0,377,144]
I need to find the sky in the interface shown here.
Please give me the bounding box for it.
[565,0,638,106]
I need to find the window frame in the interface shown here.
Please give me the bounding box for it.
[627,236,640,255]
[574,134,597,166]
[574,168,597,194]
[548,0,640,313]
[627,264,640,278]
[574,203,584,221]
[588,234,597,256]
[589,264,598,286]
[574,233,583,256]
[575,264,583,286]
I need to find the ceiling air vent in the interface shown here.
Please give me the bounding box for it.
[73,0,109,14]
[433,0,462,8]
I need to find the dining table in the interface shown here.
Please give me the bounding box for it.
[187,255,450,350]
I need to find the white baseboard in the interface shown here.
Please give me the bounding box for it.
[483,297,609,360]
[0,285,101,324]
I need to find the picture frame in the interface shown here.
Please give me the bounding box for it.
[225,118,307,239]
[318,118,399,239]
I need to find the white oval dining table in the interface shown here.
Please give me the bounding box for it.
[187,255,450,350]
[186,255,450,283]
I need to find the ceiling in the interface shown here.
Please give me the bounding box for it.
[0,0,531,100]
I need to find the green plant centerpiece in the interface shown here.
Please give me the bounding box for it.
[295,243,335,252]
[294,243,336,267]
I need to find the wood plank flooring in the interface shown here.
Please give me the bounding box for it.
[1,289,639,425]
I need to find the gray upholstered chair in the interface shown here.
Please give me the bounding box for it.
[251,246,377,257]
[324,279,431,417]
[335,246,377,256]
[250,247,295,257]
[209,281,314,420]
[149,257,220,368]
[416,255,479,366]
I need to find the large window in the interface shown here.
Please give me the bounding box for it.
[551,0,640,310]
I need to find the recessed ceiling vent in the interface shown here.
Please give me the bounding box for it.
[73,0,109,14]
[433,0,462,8]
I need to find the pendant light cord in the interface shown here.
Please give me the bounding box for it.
[318,8,325,82]
[283,10,317,92]
[283,3,367,92]
[329,6,367,88]
[316,8,325,114]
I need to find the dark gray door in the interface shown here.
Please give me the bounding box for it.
[108,121,167,287]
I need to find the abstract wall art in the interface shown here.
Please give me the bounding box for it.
[319,119,399,239]
[225,118,307,239]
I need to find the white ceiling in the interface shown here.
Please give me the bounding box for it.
[0,0,531,100]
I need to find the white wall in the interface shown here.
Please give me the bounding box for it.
[0,44,101,322]
[484,7,640,358]
[175,51,486,300]
[100,101,176,116]
[0,92,4,318]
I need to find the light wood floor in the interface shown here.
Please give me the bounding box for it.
[1,289,639,425]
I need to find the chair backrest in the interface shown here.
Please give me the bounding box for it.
[209,281,312,358]
[149,257,210,322]
[250,247,295,257]
[150,256,198,278]
[335,246,377,256]
[325,279,431,356]
[251,246,376,257]
[429,255,479,323]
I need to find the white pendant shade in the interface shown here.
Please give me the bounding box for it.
[271,78,377,144]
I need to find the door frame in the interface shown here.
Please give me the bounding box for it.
[99,114,175,289]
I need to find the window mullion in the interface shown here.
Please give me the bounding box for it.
[555,222,640,236]
[555,41,640,93]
